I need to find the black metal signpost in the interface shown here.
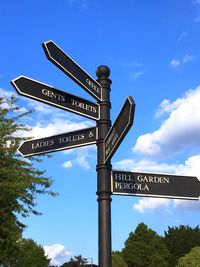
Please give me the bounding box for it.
[96,66,112,267]
[11,40,200,267]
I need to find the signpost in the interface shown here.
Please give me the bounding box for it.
[11,76,99,121]
[104,96,135,164]
[112,170,200,200]
[11,40,200,267]
[42,40,102,101]
[18,127,97,157]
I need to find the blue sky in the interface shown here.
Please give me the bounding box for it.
[1,0,200,265]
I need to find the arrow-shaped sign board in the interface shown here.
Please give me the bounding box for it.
[112,170,200,200]
[18,127,97,157]
[11,76,99,121]
[104,96,135,164]
[42,41,102,101]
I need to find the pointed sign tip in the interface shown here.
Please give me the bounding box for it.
[42,40,54,50]
[17,143,26,157]
[127,96,135,106]
[41,40,102,101]
[11,75,27,83]
[42,40,54,45]
[10,76,27,93]
[42,40,56,61]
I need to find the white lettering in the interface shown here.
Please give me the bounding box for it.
[42,89,65,102]
[137,175,170,184]
[115,182,149,191]
[32,139,54,149]
[86,78,100,94]
[58,134,85,144]
[105,128,119,149]
[71,99,97,113]
[114,173,133,181]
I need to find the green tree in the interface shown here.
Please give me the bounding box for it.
[16,238,50,267]
[176,246,200,267]
[163,225,200,266]
[112,251,128,267]
[0,95,56,265]
[122,223,171,267]
[60,255,88,267]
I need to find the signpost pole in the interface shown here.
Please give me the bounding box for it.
[96,65,112,267]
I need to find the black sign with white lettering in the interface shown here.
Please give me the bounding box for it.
[104,96,135,163]
[112,170,200,200]
[42,41,102,101]
[18,127,97,157]
[11,76,99,120]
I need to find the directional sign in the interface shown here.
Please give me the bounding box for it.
[104,96,135,164]
[11,76,99,120]
[42,40,102,101]
[112,170,200,200]
[18,127,97,157]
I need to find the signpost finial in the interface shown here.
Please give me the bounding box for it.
[96,65,110,79]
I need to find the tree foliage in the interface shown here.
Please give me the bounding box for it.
[0,95,56,265]
[122,223,171,267]
[176,246,200,267]
[60,255,88,267]
[163,225,200,266]
[16,238,50,267]
[112,251,128,267]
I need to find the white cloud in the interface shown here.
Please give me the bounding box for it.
[62,146,96,170]
[27,99,55,115]
[74,146,96,170]
[130,70,145,80]
[170,59,180,68]
[133,190,200,214]
[183,54,194,64]
[193,0,200,4]
[76,153,90,170]
[133,86,200,158]
[133,198,170,213]
[173,155,200,176]
[129,60,143,67]
[62,160,73,169]
[170,54,194,68]
[155,97,185,118]
[177,32,188,42]
[44,244,72,266]
[123,59,145,81]
[113,158,178,173]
